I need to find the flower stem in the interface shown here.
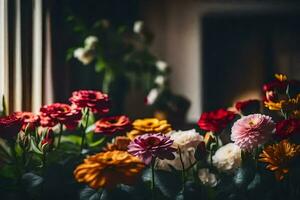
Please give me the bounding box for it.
[151,159,156,200]
[80,109,90,152]
[57,123,63,148]
[178,148,186,191]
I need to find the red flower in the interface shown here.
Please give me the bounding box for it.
[69,90,110,114]
[235,99,260,115]
[39,103,82,130]
[14,112,40,131]
[198,109,236,133]
[0,114,22,140]
[276,119,300,139]
[94,115,131,135]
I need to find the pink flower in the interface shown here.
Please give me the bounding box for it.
[231,114,275,151]
[128,133,176,165]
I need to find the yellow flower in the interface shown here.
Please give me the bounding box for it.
[264,100,283,111]
[259,140,300,181]
[127,118,172,140]
[275,74,287,82]
[74,150,145,189]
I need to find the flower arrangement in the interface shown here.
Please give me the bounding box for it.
[1,74,300,200]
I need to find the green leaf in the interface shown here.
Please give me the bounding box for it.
[30,139,43,155]
[142,169,182,199]
[80,187,103,200]
[22,172,43,193]
[61,135,82,146]
[233,167,255,189]
[89,137,106,148]
[247,173,261,191]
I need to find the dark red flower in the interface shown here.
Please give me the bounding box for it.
[0,114,22,140]
[69,90,110,114]
[14,112,40,131]
[276,119,300,139]
[263,80,288,92]
[39,103,82,130]
[94,115,131,135]
[235,99,260,115]
[197,109,236,133]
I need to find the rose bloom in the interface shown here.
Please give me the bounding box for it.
[156,129,204,171]
[259,140,300,181]
[231,114,275,151]
[14,112,40,131]
[74,150,144,189]
[198,109,236,133]
[212,143,241,173]
[0,114,23,140]
[127,118,172,140]
[235,99,260,115]
[39,103,82,130]
[128,133,176,165]
[276,119,300,139]
[94,115,131,136]
[69,90,110,114]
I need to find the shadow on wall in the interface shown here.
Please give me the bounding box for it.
[202,13,300,111]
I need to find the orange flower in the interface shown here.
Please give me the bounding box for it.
[103,136,131,151]
[127,118,172,140]
[259,140,300,181]
[74,150,144,189]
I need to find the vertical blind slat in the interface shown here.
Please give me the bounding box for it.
[0,0,9,112]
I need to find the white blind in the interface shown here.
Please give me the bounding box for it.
[32,0,43,113]
[0,0,9,112]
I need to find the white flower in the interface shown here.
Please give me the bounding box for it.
[154,75,166,86]
[171,129,203,150]
[73,47,95,65]
[84,36,98,49]
[212,143,241,173]
[146,88,160,105]
[198,168,218,187]
[156,60,168,72]
[133,20,144,33]
[156,129,203,171]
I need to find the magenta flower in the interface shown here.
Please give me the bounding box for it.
[128,133,176,165]
[231,114,275,151]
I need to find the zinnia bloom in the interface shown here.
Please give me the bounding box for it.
[69,90,110,114]
[39,103,82,129]
[259,140,300,181]
[14,112,40,131]
[231,114,275,151]
[103,136,131,151]
[94,115,131,136]
[198,109,236,133]
[0,114,23,140]
[74,150,144,189]
[128,133,176,165]
[276,119,300,139]
[127,118,172,140]
[212,143,241,173]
